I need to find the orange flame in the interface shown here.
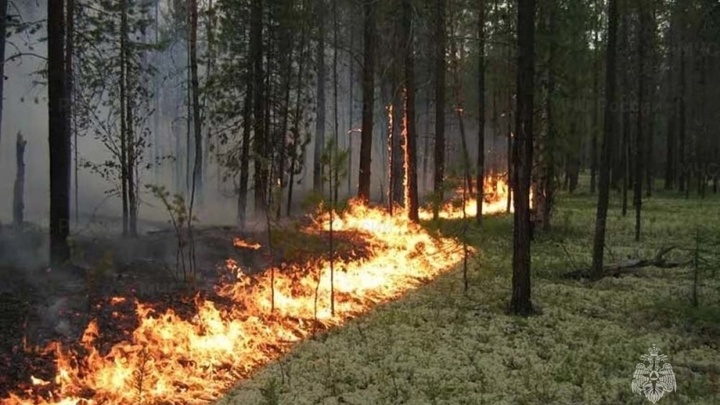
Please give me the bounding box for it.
[3,201,467,405]
[233,238,261,250]
[419,174,515,220]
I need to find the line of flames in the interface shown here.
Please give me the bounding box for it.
[3,179,511,405]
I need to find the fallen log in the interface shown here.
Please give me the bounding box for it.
[563,246,692,279]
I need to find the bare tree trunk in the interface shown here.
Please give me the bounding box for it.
[49,0,71,265]
[402,0,418,222]
[357,0,376,201]
[511,0,536,316]
[476,0,486,225]
[251,0,267,214]
[432,0,446,219]
[590,12,599,194]
[13,133,26,227]
[189,0,203,208]
[678,47,687,193]
[238,89,251,227]
[506,90,513,213]
[67,0,77,224]
[347,12,354,196]
[120,0,129,237]
[591,0,618,277]
[314,1,326,194]
[0,0,7,162]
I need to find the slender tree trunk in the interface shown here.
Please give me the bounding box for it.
[476,0,486,225]
[276,46,293,218]
[251,0,267,214]
[0,0,6,160]
[634,0,649,241]
[314,1,326,193]
[357,0,376,201]
[590,15,599,194]
[123,0,137,237]
[432,0,446,219]
[448,18,473,196]
[13,133,26,227]
[402,0,418,222]
[664,21,676,191]
[49,0,71,265]
[591,0,618,277]
[347,13,354,196]
[506,90,513,213]
[332,0,339,204]
[238,89,251,227]
[542,7,558,231]
[189,0,203,207]
[678,47,687,193]
[510,0,536,316]
[120,0,129,237]
[287,13,309,216]
[66,0,77,223]
[389,85,404,208]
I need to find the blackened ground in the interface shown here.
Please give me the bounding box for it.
[0,220,372,400]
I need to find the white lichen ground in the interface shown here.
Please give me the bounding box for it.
[218,192,720,405]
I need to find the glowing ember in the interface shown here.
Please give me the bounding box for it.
[3,200,468,405]
[233,238,262,250]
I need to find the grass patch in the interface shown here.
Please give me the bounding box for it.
[218,192,720,405]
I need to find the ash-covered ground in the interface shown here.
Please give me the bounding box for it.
[0,214,372,399]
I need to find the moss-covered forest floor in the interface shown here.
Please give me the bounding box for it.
[220,190,720,405]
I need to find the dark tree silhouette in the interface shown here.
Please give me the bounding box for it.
[49,0,71,265]
[510,0,536,316]
[591,0,618,276]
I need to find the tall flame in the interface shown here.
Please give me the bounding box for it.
[419,174,514,220]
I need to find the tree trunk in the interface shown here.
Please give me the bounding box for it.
[13,133,26,227]
[506,90,513,213]
[541,7,558,231]
[189,0,203,207]
[49,0,71,265]
[332,0,339,205]
[357,0,376,202]
[389,86,404,209]
[287,17,309,216]
[591,0,618,277]
[67,0,76,223]
[251,0,267,214]
[590,14,599,194]
[678,47,687,193]
[476,0,486,225]
[0,0,7,162]
[402,0,418,223]
[120,0,129,237]
[635,0,649,241]
[313,1,326,194]
[510,0,535,316]
[122,0,137,237]
[449,21,473,197]
[432,0,446,218]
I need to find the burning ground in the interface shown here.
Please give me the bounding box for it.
[221,193,720,405]
[0,187,509,405]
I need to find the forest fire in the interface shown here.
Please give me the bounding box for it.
[2,201,467,405]
[419,174,512,220]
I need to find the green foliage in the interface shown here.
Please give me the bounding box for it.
[74,0,160,195]
[146,184,198,284]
